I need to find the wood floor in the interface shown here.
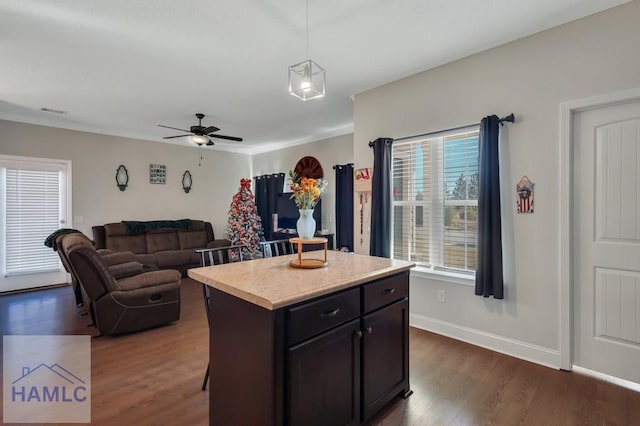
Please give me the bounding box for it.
[1,280,639,426]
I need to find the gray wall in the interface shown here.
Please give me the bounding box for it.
[0,119,252,238]
[353,1,640,364]
[251,133,354,236]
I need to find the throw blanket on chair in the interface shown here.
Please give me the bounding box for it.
[44,228,83,251]
[123,219,192,234]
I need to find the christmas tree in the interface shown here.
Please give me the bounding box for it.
[226,178,263,257]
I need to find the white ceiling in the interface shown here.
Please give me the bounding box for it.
[0,0,628,154]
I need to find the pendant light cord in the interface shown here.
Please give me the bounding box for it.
[305,0,309,58]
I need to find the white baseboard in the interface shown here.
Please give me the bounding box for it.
[410,313,561,369]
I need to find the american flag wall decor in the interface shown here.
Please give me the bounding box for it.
[516,176,534,213]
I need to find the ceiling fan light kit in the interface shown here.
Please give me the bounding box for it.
[158,113,243,146]
[190,134,209,145]
[288,0,325,101]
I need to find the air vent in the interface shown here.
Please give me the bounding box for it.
[40,107,67,114]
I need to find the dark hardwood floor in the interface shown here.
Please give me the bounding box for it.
[1,280,639,425]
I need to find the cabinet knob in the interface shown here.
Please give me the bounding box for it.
[320,308,340,318]
[355,330,363,338]
[366,326,373,334]
[383,288,396,295]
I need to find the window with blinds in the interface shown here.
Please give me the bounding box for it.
[5,168,62,276]
[392,128,479,274]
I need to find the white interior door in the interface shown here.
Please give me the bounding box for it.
[573,99,640,383]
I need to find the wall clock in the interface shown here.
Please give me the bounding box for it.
[294,156,324,179]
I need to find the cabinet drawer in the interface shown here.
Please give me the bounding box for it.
[363,272,409,313]
[287,287,360,345]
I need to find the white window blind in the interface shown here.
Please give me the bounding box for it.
[5,168,62,276]
[392,128,479,273]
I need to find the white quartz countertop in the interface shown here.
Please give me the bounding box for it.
[187,250,414,310]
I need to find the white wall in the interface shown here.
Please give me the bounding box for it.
[353,1,640,366]
[0,120,252,239]
[251,133,354,236]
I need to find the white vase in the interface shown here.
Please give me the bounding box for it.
[296,209,316,240]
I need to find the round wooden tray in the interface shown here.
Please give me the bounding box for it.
[289,258,328,269]
[288,237,328,269]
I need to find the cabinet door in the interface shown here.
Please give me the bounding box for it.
[287,319,361,426]
[362,298,409,421]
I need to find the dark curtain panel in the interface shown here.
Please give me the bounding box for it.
[267,173,285,237]
[369,138,393,258]
[254,176,268,235]
[253,173,285,239]
[334,163,354,251]
[475,115,504,299]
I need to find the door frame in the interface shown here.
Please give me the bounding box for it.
[559,87,640,371]
[0,154,73,291]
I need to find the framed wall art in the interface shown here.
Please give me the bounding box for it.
[516,175,534,213]
[150,164,166,184]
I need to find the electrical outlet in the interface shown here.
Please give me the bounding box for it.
[437,290,446,303]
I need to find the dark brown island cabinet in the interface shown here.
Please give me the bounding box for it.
[288,272,411,425]
[189,251,413,426]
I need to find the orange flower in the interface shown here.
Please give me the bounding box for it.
[288,169,327,209]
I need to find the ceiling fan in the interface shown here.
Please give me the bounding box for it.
[158,113,243,146]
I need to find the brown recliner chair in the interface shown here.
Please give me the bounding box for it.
[54,233,85,307]
[55,233,159,317]
[61,234,181,335]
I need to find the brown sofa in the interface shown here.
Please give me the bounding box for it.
[92,219,230,276]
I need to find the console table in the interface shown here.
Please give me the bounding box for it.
[188,251,414,425]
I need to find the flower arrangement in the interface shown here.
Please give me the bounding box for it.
[288,169,328,210]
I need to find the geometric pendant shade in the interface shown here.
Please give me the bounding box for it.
[288,59,326,101]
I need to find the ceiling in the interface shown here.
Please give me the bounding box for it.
[0,0,628,154]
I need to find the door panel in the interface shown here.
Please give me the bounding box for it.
[0,156,70,292]
[573,100,640,383]
[287,319,361,426]
[362,298,409,421]
[595,268,640,345]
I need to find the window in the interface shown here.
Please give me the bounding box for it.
[392,128,479,274]
[4,168,62,275]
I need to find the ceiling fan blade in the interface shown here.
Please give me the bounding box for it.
[202,126,220,135]
[206,140,215,146]
[209,134,243,142]
[163,134,193,139]
[158,124,192,133]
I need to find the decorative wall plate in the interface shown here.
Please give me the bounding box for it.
[294,156,323,179]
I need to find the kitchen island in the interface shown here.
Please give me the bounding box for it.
[188,250,414,425]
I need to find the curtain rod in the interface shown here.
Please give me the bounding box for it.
[332,163,354,170]
[371,113,515,145]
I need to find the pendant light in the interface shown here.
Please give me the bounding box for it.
[288,0,325,101]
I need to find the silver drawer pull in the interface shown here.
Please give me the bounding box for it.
[320,308,340,318]
[383,288,396,295]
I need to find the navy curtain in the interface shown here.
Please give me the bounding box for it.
[334,163,354,251]
[254,173,285,239]
[369,138,393,258]
[475,115,504,299]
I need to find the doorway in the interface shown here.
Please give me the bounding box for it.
[0,155,72,292]
[562,88,640,384]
